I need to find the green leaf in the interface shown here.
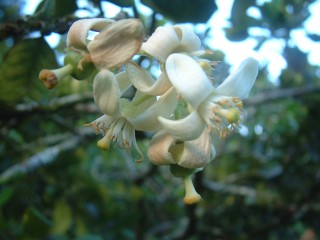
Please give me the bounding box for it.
[33,0,77,20]
[55,0,78,17]
[229,0,255,25]
[104,0,134,7]
[141,0,217,23]
[51,200,73,235]
[76,234,103,240]
[225,27,248,42]
[225,0,257,41]
[0,187,13,207]
[308,33,320,41]
[32,0,55,20]
[22,207,52,237]
[0,38,58,103]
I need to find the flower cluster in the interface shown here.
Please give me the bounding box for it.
[39,18,259,204]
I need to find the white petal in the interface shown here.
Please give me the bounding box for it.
[216,57,259,99]
[173,25,201,53]
[93,70,121,116]
[129,87,178,131]
[141,26,180,62]
[165,53,214,108]
[115,71,132,95]
[177,129,212,169]
[66,18,113,50]
[122,121,135,146]
[147,130,176,166]
[158,111,205,141]
[126,62,171,95]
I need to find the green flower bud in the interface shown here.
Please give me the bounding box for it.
[64,51,95,80]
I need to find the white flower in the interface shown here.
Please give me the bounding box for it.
[158,53,259,141]
[127,25,213,99]
[86,69,178,161]
[141,25,202,62]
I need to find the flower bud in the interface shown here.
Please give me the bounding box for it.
[64,51,95,80]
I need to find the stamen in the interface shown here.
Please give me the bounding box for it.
[84,121,101,134]
[202,96,243,137]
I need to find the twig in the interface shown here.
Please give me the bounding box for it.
[0,16,79,41]
[0,127,92,183]
[203,179,257,198]
[16,92,93,111]
[244,85,320,106]
[1,92,94,120]
[20,132,72,151]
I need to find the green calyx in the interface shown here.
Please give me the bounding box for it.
[64,51,95,80]
[169,141,197,178]
[174,99,190,120]
[121,94,153,119]
[170,164,196,178]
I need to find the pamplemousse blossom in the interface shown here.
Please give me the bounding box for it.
[129,24,258,204]
[128,24,215,106]
[38,18,259,205]
[158,53,259,141]
[85,68,178,162]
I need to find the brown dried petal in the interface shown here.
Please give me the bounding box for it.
[87,18,144,69]
[148,130,177,166]
[177,129,214,169]
[66,18,114,51]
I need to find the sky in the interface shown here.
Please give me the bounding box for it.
[23,0,320,82]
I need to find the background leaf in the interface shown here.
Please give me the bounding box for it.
[0,38,58,103]
[22,207,52,238]
[51,200,73,235]
[141,0,217,23]
[103,0,134,8]
[33,0,78,20]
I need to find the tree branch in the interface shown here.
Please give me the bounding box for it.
[203,179,257,198]
[244,85,320,106]
[1,92,95,120]
[0,127,92,183]
[0,17,79,41]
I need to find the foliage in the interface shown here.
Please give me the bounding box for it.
[0,0,320,239]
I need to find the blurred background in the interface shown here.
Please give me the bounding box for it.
[0,0,320,239]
